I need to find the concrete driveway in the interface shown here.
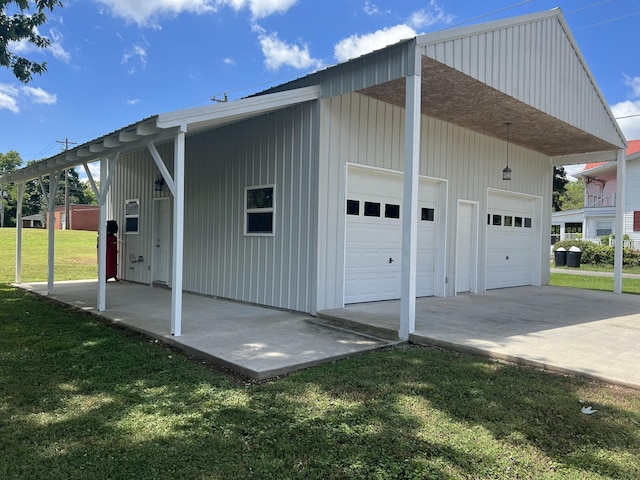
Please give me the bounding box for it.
[319,286,640,389]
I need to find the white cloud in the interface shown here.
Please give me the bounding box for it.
[257,30,323,71]
[223,57,236,65]
[48,28,72,63]
[126,98,140,105]
[8,26,71,63]
[122,42,148,74]
[96,0,217,27]
[611,100,640,141]
[96,0,297,26]
[623,74,640,99]
[363,1,385,16]
[0,83,57,113]
[334,24,416,63]
[244,0,298,20]
[23,87,57,105]
[0,84,20,113]
[409,0,455,29]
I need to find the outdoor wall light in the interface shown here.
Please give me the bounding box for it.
[154,175,165,192]
[502,122,512,181]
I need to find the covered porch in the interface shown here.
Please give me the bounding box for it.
[18,280,392,381]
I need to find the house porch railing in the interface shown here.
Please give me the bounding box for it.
[586,193,615,208]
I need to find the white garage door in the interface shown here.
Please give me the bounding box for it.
[485,191,536,289]
[345,168,438,303]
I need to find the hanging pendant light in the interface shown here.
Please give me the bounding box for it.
[503,122,512,181]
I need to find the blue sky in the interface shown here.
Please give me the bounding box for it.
[2,0,640,177]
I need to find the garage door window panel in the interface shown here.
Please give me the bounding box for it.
[385,204,400,219]
[364,202,381,217]
[421,208,435,221]
[346,199,360,215]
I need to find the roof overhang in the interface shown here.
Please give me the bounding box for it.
[0,86,321,184]
[358,55,621,160]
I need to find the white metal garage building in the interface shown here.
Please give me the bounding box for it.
[2,8,627,339]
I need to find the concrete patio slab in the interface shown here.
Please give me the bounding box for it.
[18,280,393,380]
[320,286,640,390]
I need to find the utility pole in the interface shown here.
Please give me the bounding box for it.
[56,137,77,230]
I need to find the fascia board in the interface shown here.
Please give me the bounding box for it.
[156,85,322,129]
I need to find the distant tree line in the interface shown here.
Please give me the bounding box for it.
[0,150,96,228]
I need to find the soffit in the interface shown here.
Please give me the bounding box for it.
[358,56,619,157]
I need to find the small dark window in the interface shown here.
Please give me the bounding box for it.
[487,214,491,225]
[246,187,273,209]
[125,217,138,233]
[504,215,513,227]
[247,212,273,233]
[246,185,275,235]
[492,214,502,226]
[346,199,359,215]
[524,217,532,228]
[421,208,435,221]
[364,202,381,217]
[514,216,523,227]
[385,204,400,219]
[124,199,139,234]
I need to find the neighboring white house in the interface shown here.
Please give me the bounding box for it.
[552,140,640,247]
[2,8,627,337]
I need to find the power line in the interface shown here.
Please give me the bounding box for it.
[443,0,535,30]
[615,113,640,120]
[574,10,640,31]
[567,0,613,15]
[56,137,78,231]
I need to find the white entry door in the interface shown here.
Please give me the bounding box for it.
[485,191,537,289]
[152,198,171,285]
[344,167,439,304]
[456,201,477,294]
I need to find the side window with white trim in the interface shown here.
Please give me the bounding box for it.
[245,185,274,235]
[125,199,139,234]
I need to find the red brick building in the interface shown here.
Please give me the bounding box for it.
[53,205,99,231]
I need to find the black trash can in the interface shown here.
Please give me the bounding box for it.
[554,247,566,267]
[566,247,582,268]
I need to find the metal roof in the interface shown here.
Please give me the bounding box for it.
[0,86,321,184]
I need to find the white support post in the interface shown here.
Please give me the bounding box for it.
[171,126,186,336]
[400,43,422,341]
[45,172,60,295]
[96,154,119,311]
[15,182,25,284]
[97,158,108,311]
[614,148,626,294]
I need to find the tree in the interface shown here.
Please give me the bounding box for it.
[1,1,63,83]
[552,166,569,211]
[0,150,22,226]
[559,179,585,211]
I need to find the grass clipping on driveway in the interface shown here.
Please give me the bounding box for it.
[1,286,639,480]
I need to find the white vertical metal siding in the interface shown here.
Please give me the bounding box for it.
[111,103,319,313]
[316,93,552,310]
[111,143,173,285]
[422,15,621,147]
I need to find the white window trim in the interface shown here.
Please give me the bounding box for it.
[125,198,140,235]
[244,184,275,237]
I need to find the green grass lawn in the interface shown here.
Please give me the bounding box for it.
[1,285,639,479]
[0,228,97,284]
[550,273,640,295]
